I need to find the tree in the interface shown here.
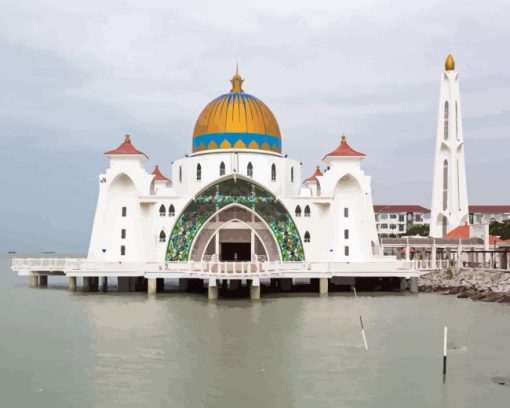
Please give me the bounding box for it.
[490,220,510,240]
[404,224,430,237]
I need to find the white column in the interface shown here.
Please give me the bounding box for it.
[215,232,220,261]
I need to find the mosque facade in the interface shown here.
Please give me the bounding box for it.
[87,69,384,266]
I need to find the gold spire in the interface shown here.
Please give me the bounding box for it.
[230,63,244,93]
[445,54,455,71]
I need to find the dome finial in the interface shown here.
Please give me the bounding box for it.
[230,63,244,93]
[341,133,346,144]
[445,54,455,71]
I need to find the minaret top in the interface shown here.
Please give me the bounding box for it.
[230,63,244,93]
[445,54,455,71]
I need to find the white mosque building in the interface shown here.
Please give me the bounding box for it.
[13,67,418,297]
[89,69,384,265]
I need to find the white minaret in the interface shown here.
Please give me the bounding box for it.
[430,54,469,237]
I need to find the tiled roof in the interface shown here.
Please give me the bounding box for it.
[152,165,170,182]
[445,225,470,239]
[469,205,510,213]
[374,205,430,213]
[323,135,365,159]
[105,135,148,158]
[304,166,323,183]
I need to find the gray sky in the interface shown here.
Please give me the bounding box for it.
[1,0,509,252]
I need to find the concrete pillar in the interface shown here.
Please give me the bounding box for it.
[38,275,48,288]
[83,277,90,292]
[208,279,218,300]
[250,278,260,300]
[147,278,157,295]
[29,275,39,288]
[100,277,108,292]
[400,277,408,292]
[319,278,328,295]
[68,276,77,292]
[178,278,189,291]
[280,278,292,292]
[409,277,418,294]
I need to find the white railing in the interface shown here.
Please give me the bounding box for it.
[399,259,451,271]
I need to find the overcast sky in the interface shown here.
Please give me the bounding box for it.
[1,0,509,252]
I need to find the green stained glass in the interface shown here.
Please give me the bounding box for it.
[166,178,304,261]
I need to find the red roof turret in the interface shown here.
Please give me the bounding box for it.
[152,165,171,183]
[323,135,365,159]
[305,166,323,183]
[105,134,148,158]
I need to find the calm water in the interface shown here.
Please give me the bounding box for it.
[1,255,509,407]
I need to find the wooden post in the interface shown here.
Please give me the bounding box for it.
[443,326,448,383]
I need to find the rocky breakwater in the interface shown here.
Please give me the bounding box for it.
[419,268,510,304]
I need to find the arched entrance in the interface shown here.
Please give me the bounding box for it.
[190,205,280,262]
[166,177,304,262]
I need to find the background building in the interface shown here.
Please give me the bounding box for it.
[374,205,430,237]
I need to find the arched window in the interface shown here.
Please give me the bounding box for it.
[304,205,311,217]
[295,205,302,217]
[443,159,448,211]
[120,245,126,256]
[169,204,175,217]
[196,163,202,181]
[219,162,225,176]
[304,231,310,243]
[444,101,449,140]
[291,167,294,183]
[247,162,253,178]
[179,166,182,183]
[159,204,166,217]
[159,230,166,243]
[271,163,276,181]
[344,229,349,239]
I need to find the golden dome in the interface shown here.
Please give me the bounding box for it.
[445,54,455,71]
[192,67,281,153]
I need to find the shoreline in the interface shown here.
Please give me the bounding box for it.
[419,268,510,304]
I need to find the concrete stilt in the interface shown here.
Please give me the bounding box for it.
[179,278,189,292]
[100,277,108,292]
[29,275,38,288]
[83,277,91,292]
[68,276,77,292]
[38,275,48,288]
[148,278,157,295]
[208,279,218,300]
[250,278,261,300]
[319,278,328,295]
[409,277,419,294]
[400,277,408,292]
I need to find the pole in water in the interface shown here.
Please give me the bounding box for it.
[443,326,448,383]
[353,286,368,350]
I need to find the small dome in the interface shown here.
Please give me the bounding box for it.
[445,54,455,71]
[192,67,281,153]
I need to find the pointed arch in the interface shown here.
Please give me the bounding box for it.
[159,204,166,217]
[196,163,202,181]
[304,205,311,217]
[291,166,294,183]
[179,166,182,183]
[443,159,448,211]
[169,204,175,217]
[219,161,225,176]
[166,177,304,262]
[271,163,276,181]
[295,205,302,217]
[247,161,253,178]
[159,230,166,243]
[304,231,310,243]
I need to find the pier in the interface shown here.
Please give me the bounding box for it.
[11,258,420,299]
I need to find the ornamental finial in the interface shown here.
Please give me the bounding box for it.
[445,54,455,71]
[230,63,244,93]
[341,134,346,144]
[125,134,131,143]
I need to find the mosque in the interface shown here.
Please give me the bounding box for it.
[88,68,385,266]
[13,65,429,298]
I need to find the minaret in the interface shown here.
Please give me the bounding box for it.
[430,54,469,237]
